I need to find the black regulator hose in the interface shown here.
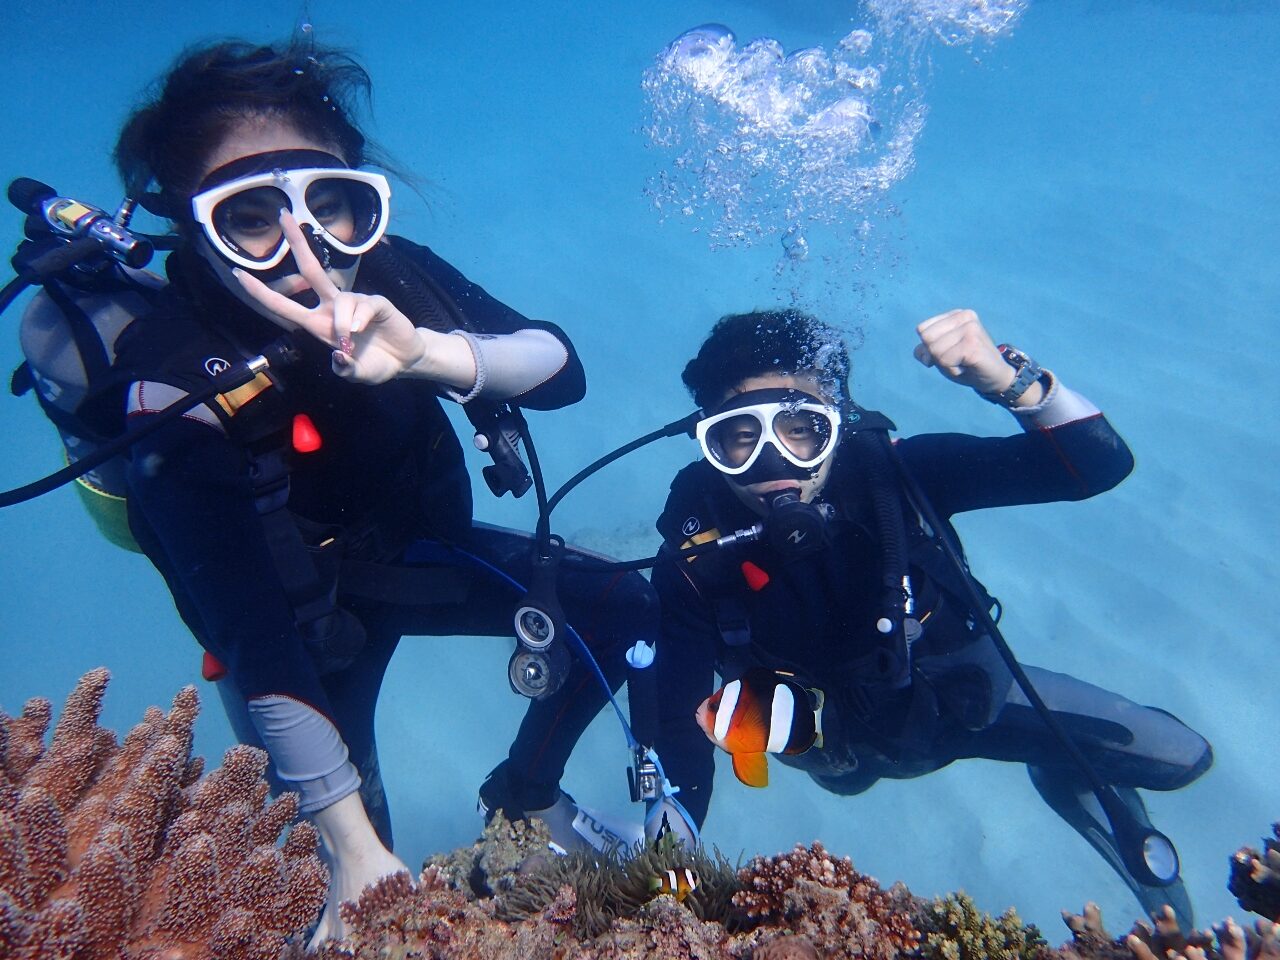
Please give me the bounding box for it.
[0,274,31,317]
[878,431,1181,888]
[0,338,299,509]
[534,411,703,555]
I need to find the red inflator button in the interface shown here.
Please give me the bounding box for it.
[292,413,323,453]
[741,561,770,592]
[201,651,228,682]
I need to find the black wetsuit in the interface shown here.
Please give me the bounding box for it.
[651,393,1210,915]
[116,239,653,845]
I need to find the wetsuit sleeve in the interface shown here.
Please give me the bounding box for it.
[650,550,720,829]
[897,405,1134,519]
[389,239,585,410]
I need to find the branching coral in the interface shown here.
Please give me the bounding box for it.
[1057,902,1280,960]
[313,864,583,959]
[731,841,920,960]
[1232,824,1280,922]
[0,668,327,960]
[916,891,1050,960]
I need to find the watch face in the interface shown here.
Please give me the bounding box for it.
[1001,345,1030,369]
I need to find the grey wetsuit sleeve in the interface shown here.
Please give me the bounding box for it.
[443,328,570,404]
[247,695,361,813]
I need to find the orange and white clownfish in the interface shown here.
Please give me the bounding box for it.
[649,867,699,903]
[695,667,824,788]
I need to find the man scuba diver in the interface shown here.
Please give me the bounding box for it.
[644,307,1212,925]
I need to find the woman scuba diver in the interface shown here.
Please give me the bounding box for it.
[111,39,653,942]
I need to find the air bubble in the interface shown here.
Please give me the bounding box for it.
[643,2,1024,255]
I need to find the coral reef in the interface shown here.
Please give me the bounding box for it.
[427,809,558,899]
[290,808,1280,960]
[1056,902,1280,960]
[325,834,913,956]
[0,668,326,960]
[731,841,921,960]
[1232,824,1280,922]
[916,891,1049,960]
[12,671,1280,960]
[322,838,921,958]
[750,934,821,960]
[496,829,740,937]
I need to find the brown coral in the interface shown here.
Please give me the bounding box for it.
[314,866,526,959]
[751,933,821,959]
[0,668,327,959]
[1056,902,1280,960]
[731,841,920,960]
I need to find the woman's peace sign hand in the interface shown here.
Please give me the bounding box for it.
[233,209,426,384]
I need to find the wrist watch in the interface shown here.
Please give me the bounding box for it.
[982,344,1043,406]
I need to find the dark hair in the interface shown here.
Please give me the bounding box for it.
[681,309,852,411]
[114,39,388,209]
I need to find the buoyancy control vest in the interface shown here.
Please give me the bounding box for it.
[9,238,509,675]
[126,240,513,673]
[658,421,1011,753]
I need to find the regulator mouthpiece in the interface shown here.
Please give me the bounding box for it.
[765,491,830,559]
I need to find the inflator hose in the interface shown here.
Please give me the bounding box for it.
[0,339,297,509]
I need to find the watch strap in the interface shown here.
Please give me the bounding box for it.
[982,344,1043,407]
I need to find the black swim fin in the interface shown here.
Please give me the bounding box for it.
[1028,765,1194,929]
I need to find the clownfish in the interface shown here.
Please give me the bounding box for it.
[695,667,823,788]
[649,867,699,903]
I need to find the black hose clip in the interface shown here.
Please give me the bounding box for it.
[470,402,533,499]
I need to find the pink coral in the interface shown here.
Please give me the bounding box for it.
[0,668,327,959]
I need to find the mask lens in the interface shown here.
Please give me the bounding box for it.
[210,185,291,263]
[705,413,764,469]
[773,407,833,463]
[304,177,383,249]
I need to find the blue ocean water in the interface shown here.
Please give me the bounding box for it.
[1,0,1276,939]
